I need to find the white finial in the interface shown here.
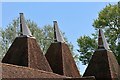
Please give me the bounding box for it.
[53,21,65,43]
[20,13,32,37]
[98,29,110,50]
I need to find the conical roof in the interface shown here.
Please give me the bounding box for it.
[45,21,80,77]
[2,13,52,72]
[83,29,120,80]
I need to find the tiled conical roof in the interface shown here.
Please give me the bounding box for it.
[45,21,80,77]
[2,13,52,72]
[83,29,120,80]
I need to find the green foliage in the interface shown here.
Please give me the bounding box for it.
[40,25,54,54]
[77,2,120,65]
[116,41,120,64]
[1,17,74,59]
[77,36,97,65]
[0,28,3,60]
[93,2,120,60]
[0,18,20,59]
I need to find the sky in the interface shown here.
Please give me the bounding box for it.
[1,2,116,75]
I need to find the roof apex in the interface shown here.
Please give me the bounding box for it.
[20,13,32,37]
[53,21,65,43]
[98,29,110,50]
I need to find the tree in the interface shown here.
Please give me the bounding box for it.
[1,17,74,59]
[0,42,3,60]
[0,28,4,60]
[77,35,97,65]
[39,25,54,54]
[77,2,120,65]
[116,34,120,64]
